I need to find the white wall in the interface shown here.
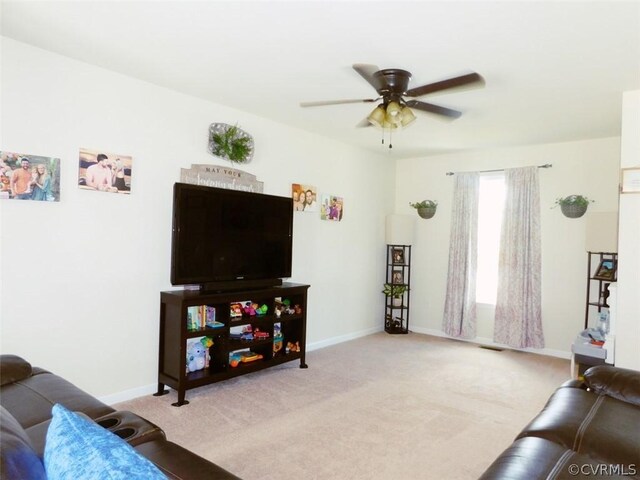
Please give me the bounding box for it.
[395,138,620,356]
[0,39,395,400]
[616,90,640,370]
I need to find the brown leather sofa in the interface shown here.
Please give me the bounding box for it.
[479,365,640,479]
[0,355,240,479]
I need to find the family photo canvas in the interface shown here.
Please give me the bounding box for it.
[79,148,133,193]
[1,151,61,202]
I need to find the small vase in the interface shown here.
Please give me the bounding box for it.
[392,296,403,307]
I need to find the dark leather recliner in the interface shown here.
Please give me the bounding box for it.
[479,365,640,479]
[0,355,241,479]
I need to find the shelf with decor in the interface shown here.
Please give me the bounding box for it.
[155,282,309,406]
[584,251,617,330]
[383,244,411,334]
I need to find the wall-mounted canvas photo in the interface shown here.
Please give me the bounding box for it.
[78,148,132,193]
[292,183,317,212]
[1,151,61,202]
[320,194,344,221]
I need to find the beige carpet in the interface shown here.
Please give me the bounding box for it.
[116,333,570,480]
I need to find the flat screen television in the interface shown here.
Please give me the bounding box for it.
[170,183,293,290]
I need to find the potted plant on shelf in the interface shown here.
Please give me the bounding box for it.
[382,283,408,307]
[410,200,438,219]
[554,195,593,218]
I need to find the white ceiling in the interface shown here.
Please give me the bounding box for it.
[2,1,640,159]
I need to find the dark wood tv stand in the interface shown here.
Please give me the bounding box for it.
[155,282,310,406]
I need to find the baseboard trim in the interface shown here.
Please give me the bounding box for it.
[101,325,384,405]
[307,325,383,352]
[99,384,158,406]
[410,326,572,360]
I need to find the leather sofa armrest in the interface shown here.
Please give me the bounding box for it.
[584,365,640,407]
[0,355,33,386]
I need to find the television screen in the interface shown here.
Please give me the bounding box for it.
[171,183,293,287]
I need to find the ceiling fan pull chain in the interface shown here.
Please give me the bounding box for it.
[389,127,393,149]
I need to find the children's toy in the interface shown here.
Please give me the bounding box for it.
[294,304,302,314]
[243,302,257,316]
[240,325,254,341]
[274,305,282,318]
[239,351,263,363]
[200,336,214,348]
[254,328,269,339]
[286,341,301,353]
[230,303,243,318]
[229,352,242,368]
[187,341,207,372]
[256,304,268,315]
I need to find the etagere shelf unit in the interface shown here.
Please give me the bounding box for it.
[585,251,617,330]
[384,244,411,334]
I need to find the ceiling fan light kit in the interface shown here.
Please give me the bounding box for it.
[301,64,485,148]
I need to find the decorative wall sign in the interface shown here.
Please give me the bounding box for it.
[208,123,254,164]
[1,150,61,201]
[292,184,317,212]
[180,164,264,193]
[320,194,344,221]
[79,148,132,194]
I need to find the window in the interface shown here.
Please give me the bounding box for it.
[476,174,506,304]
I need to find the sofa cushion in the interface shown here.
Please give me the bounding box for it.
[1,369,114,428]
[135,439,242,480]
[0,405,46,480]
[0,354,33,386]
[478,436,624,480]
[584,365,640,407]
[44,404,167,480]
[517,385,640,466]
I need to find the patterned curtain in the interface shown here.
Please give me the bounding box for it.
[494,167,544,348]
[442,172,479,338]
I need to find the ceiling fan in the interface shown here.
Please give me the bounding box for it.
[300,64,485,129]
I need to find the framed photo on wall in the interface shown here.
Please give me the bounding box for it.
[621,167,640,194]
[593,259,617,281]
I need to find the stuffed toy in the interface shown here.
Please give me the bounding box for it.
[187,341,207,372]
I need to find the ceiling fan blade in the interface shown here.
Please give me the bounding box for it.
[356,117,372,128]
[405,100,462,119]
[300,98,378,107]
[353,63,387,93]
[405,72,485,98]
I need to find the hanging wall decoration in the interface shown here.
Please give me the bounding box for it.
[1,150,61,202]
[180,164,263,193]
[320,194,344,221]
[292,184,318,212]
[409,200,438,219]
[208,123,254,164]
[78,148,132,194]
[553,195,593,218]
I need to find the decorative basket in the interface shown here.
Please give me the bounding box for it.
[417,207,437,219]
[560,203,588,218]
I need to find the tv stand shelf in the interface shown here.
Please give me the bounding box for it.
[155,282,310,406]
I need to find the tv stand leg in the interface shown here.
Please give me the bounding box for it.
[299,362,308,369]
[171,390,189,407]
[153,383,169,396]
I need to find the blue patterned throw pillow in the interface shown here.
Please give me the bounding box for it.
[44,404,166,480]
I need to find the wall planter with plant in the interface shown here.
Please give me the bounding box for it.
[382,283,407,307]
[208,123,254,164]
[554,195,593,218]
[410,200,438,219]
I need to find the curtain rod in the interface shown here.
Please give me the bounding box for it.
[445,163,553,176]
